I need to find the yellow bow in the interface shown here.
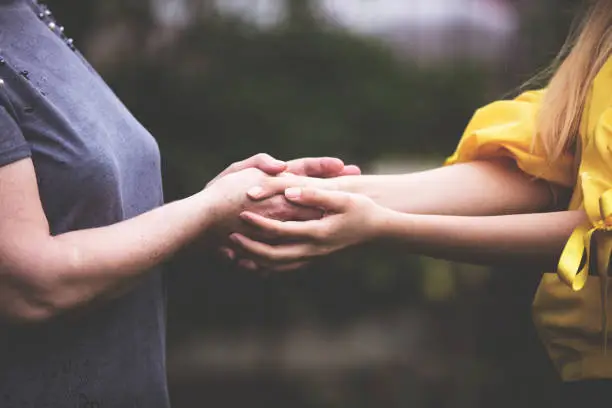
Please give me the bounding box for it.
[557,189,612,352]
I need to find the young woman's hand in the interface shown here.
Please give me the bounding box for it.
[203,169,325,258]
[228,187,386,269]
[246,172,335,200]
[219,173,339,270]
[205,168,313,231]
[215,163,357,270]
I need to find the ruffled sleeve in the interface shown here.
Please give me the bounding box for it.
[445,90,575,188]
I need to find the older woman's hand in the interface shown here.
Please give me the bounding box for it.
[208,153,361,187]
[204,168,321,242]
[224,173,345,271]
[213,155,361,270]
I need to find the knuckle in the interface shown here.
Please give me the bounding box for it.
[312,224,329,240]
[253,153,271,163]
[245,167,264,178]
[302,188,316,200]
[229,161,243,172]
[261,196,286,215]
[343,195,355,209]
[276,201,294,216]
[260,176,276,190]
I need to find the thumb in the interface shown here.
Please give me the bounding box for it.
[247,154,287,175]
[286,157,345,178]
[312,157,345,178]
[284,187,352,212]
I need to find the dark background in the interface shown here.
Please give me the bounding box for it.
[46,0,580,407]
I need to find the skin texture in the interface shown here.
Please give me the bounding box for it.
[0,153,358,322]
[246,159,564,216]
[217,156,362,270]
[229,160,581,272]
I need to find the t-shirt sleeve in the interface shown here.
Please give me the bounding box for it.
[0,105,31,167]
[445,90,575,188]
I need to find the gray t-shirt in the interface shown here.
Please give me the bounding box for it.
[0,1,169,407]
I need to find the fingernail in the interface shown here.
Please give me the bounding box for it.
[285,187,302,199]
[273,160,286,167]
[248,186,263,198]
[229,234,240,243]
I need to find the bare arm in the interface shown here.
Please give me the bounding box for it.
[374,209,585,270]
[250,160,567,218]
[0,159,269,322]
[0,153,361,322]
[231,188,585,272]
[330,159,563,215]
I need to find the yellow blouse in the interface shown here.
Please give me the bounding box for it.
[446,57,612,381]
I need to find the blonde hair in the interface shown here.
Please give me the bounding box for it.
[537,0,612,161]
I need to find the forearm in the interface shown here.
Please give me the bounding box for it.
[332,160,561,215]
[4,191,216,321]
[375,208,586,270]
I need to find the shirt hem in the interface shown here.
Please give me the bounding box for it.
[0,143,31,168]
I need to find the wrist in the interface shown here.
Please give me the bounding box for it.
[317,176,341,192]
[368,206,394,241]
[369,207,415,243]
[190,189,224,236]
[325,175,354,193]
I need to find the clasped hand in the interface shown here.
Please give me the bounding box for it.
[206,154,385,273]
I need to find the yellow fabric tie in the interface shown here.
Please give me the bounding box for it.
[557,189,612,352]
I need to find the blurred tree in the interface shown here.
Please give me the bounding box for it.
[506,0,584,88]
[285,0,316,27]
[46,0,100,41]
[104,24,489,195]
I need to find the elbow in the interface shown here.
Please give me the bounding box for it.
[0,237,89,324]
[1,269,77,324]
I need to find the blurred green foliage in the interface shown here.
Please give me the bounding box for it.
[105,23,490,194]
